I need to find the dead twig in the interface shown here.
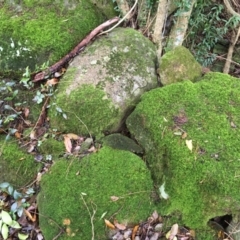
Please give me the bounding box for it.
[80,194,97,240]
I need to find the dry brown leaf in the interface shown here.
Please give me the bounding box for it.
[132,225,139,240]
[64,133,80,140]
[185,140,193,152]
[23,209,36,222]
[110,196,119,202]
[104,219,115,229]
[181,132,187,139]
[63,218,71,225]
[114,220,126,230]
[24,108,30,118]
[45,78,59,86]
[64,135,72,153]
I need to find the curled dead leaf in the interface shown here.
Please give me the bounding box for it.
[166,223,178,240]
[114,220,126,230]
[132,225,139,240]
[64,135,72,153]
[64,133,80,140]
[104,219,115,229]
[45,78,59,86]
[23,209,36,222]
[110,196,119,202]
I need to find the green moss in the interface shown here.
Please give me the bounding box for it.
[127,72,240,229]
[160,46,202,85]
[38,138,65,158]
[101,133,144,153]
[49,84,118,138]
[0,136,42,188]
[38,147,155,239]
[0,1,109,73]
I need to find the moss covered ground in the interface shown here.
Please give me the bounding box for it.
[127,72,240,229]
[0,136,42,188]
[38,147,155,239]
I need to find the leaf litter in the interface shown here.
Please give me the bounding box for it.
[107,211,196,240]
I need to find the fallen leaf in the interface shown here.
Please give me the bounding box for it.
[166,223,178,240]
[114,220,126,230]
[181,132,187,139]
[185,140,193,152]
[104,219,115,229]
[14,131,21,139]
[24,108,30,118]
[151,210,159,221]
[64,133,80,140]
[24,209,36,222]
[64,135,72,153]
[110,196,119,202]
[63,218,71,226]
[132,225,139,240]
[45,78,59,86]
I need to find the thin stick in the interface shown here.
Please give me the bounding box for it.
[80,194,97,240]
[98,0,138,36]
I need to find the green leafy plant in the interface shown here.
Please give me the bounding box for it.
[0,210,22,240]
[0,182,34,217]
[185,0,240,66]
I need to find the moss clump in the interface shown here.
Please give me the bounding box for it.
[0,1,111,74]
[38,138,65,158]
[38,147,155,239]
[0,136,42,188]
[160,46,202,85]
[127,72,240,229]
[49,84,118,138]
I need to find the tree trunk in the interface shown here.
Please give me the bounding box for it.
[166,0,195,51]
[152,0,169,59]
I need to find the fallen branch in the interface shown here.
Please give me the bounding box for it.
[32,17,120,82]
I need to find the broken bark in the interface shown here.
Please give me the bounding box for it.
[32,17,120,82]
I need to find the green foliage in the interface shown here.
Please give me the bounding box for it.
[0,182,34,217]
[185,0,240,66]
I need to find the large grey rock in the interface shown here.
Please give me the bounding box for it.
[49,27,158,137]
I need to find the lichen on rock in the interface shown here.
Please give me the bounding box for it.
[126,72,240,229]
[37,147,155,239]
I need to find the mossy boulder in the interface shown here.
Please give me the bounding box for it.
[0,136,42,188]
[160,46,202,85]
[0,0,115,77]
[38,147,155,239]
[48,28,158,138]
[126,72,240,229]
[101,133,143,154]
